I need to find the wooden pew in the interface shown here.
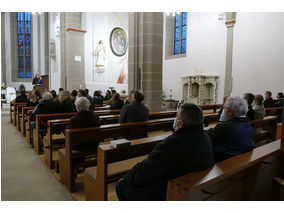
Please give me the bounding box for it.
[26,109,35,145]
[30,109,122,154]
[265,106,283,122]
[166,140,281,200]
[33,113,76,154]
[16,104,28,131]
[84,132,171,200]
[44,111,177,169]
[199,104,222,113]
[13,102,26,126]
[21,106,35,137]
[83,116,279,201]
[58,118,175,192]
[250,116,278,146]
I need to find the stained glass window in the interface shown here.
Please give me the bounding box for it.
[17,12,32,78]
[173,12,188,55]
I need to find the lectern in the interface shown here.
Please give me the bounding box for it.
[34,84,46,96]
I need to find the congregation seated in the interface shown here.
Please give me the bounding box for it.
[92,90,104,105]
[109,93,124,110]
[15,84,28,103]
[104,90,112,101]
[274,92,284,106]
[77,89,94,111]
[30,92,57,122]
[243,93,255,120]
[115,103,215,201]
[124,89,134,105]
[105,90,116,105]
[57,90,77,113]
[119,90,149,123]
[50,90,57,99]
[66,97,101,151]
[263,91,274,108]
[66,97,100,129]
[30,92,57,135]
[253,94,265,120]
[85,89,93,105]
[26,89,41,107]
[71,90,77,103]
[206,96,254,162]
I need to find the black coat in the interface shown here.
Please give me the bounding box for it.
[16,94,28,103]
[118,101,149,123]
[206,116,254,162]
[32,78,43,85]
[93,96,104,105]
[116,126,215,201]
[263,98,274,108]
[246,105,255,121]
[30,100,57,121]
[66,110,100,129]
[57,100,76,113]
[109,99,124,110]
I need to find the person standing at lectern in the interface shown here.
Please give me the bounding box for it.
[32,73,43,86]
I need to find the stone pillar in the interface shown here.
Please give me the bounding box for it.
[1,12,6,84]
[60,12,85,90]
[128,12,163,112]
[224,12,236,97]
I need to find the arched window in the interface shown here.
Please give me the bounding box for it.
[174,12,187,55]
[17,12,31,78]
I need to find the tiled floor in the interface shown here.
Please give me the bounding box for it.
[1,105,73,201]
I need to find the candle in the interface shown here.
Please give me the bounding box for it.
[169,88,173,96]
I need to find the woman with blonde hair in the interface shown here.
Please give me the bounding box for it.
[58,90,76,113]
[124,89,134,105]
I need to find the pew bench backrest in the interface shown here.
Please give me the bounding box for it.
[166,140,281,200]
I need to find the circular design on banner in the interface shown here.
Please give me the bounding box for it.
[110,27,128,56]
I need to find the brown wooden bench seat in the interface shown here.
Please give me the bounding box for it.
[21,106,35,137]
[12,102,26,126]
[58,119,175,192]
[265,106,283,122]
[199,104,222,113]
[83,133,171,200]
[44,111,177,169]
[166,140,281,200]
[83,116,280,200]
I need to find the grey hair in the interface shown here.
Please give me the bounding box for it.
[178,103,204,127]
[42,92,53,101]
[75,97,90,111]
[224,96,248,117]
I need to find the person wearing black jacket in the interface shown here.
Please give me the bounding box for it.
[32,73,43,85]
[206,96,254,162]
[263,91,274,108]
[109,93,124,110]
[57,90,76,113]
[118,90,149,123]
[15,84,28,103]
[116,103,215,201]
[243,93,255,121]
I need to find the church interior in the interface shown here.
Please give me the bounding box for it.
[1,8,284,207]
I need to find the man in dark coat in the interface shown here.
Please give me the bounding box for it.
[206,96,254,162]
[67,97,101,151]
[116,103,215,201]
[119,90,149,123]
[67,97,100,129]
[243,93,255,120]
[263,91,274,108]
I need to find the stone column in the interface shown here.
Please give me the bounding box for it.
[224,12,236,97]
[128,12,163,112]
[1,12,6,84]
[60,12,85,90]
